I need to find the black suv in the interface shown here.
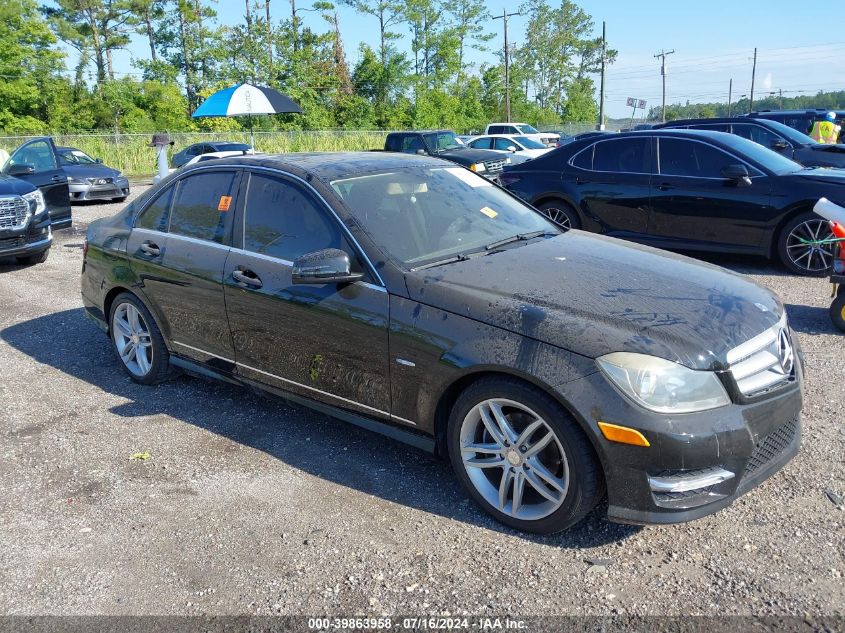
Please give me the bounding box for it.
[654,117,845,168]
[384,130,509,178]
[0,137,72,265]
[743,109,845,141]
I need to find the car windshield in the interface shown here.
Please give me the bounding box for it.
[423,132,463,152]
[716,134,804,175]
[215,143,251,151]
[516,124,539,134]
[58,149,97,165]
[514,136,547,149]
[331,167,558,267]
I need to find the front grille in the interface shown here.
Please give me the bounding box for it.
[0,196,30,230]
[744,417,799,477]
[727,315,795,397]
[483,158,507,174]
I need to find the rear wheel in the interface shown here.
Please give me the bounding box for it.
[830,293,845,332]
[778,212,834,276]
[447,377,603,534]
[537,200,581,231]
[16,248,49,265]
[109,293,172,384]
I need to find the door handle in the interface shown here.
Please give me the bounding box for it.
[139,241,161,256]
[232,269,263,289]
[657,182,673,191]
[51,174,64,182]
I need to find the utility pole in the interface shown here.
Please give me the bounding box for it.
[598,21,606,130]
[654,49,675,122]
[749,47,757,113]
[728,78,732,117]
[494,9,520,122]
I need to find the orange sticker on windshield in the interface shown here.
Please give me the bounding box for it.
[218,195,233,211]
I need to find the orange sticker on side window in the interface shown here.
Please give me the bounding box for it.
[218,195,233,211]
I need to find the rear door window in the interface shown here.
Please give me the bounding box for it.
[469,138,492,149]
[592,138,652,173]
[488,126,505,134]
[571,144,594,169]
[169,170,238,243]
[731,123,785,148]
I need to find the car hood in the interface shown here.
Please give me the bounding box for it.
[437,147,508,163]
[63,164,122,179]
[0,174,37,195]
[404,232,783,370]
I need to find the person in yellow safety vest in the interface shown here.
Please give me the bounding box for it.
[810,111,841,144]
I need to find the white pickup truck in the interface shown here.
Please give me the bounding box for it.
[484,123,560,147]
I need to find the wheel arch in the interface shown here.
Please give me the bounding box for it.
[431,368,604,468]
[770,203,820,259]
[103,285,166,345]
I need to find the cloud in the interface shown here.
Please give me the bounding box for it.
[761,72,773,91]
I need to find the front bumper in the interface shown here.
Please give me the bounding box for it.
[69,178,130,201]
[557,348,804,526]
[0,218,52,258]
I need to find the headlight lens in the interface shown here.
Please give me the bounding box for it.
[22,189,46,216]
[69,177,88,184]
[597,352,730,414]
[469,162,486,173]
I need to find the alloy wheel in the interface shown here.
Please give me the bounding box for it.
[459,398,569,521]
[112,303,153,377]
[785,218,834,273]
[541,207,572,230]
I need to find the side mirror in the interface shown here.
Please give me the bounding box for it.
[6,164,35,177]
[416,149,428,155]
[721,164,752,187]
[506,146,518,153]
[95,157,103,163]
[292,248,364,285]
[771,140,789,151]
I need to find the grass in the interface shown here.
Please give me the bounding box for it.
[0,131,389,178]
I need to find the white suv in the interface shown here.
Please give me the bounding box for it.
[485,123,559,147]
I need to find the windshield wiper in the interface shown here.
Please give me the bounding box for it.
[485,230,552,251]
[411,253,472,271]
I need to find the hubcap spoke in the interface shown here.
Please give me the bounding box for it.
[524,431,555,458]
[514,419,544,448]
[512,471,525,515]
[488,401,518,445]
[498,468,514,510]
[523,469,562,503]
[465,456,506,469]
[478,405,507,446]
[528,458,566,494]
[115,317,132,338]
[461,442,502,455]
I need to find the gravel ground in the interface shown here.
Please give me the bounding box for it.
[0,187,843,618]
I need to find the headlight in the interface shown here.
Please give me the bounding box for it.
[69,177,88,184]
[22,189,46,216]
[597,352,730,414]
[469,162,486,173]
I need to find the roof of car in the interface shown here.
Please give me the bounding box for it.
[184,151,451,181]
[654,117,779,126]
[747,109,845,116]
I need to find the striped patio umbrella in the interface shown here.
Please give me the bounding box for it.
[192,83,303,146]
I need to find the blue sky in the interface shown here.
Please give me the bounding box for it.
[55,0,839,119]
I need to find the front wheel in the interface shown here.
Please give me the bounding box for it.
[537,200,581,231]
[777,212,834,276]
[109,293,172,384]
[447,377,603,534]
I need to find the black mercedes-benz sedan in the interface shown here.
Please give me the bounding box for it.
[81,152,802,534]
[500,129,844,276]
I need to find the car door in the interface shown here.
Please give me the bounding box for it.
[223,169,392,419]
[129,168,241,366]
[568,136,653,237]
[648,136,773,251]
[2,137,71,228]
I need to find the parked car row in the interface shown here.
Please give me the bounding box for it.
[79,149,804,536]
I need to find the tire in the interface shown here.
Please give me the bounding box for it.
[777,212,835,276]
[16,248,49,265]
[113,196,127,203]
[830,293,845,332]
[446,377,603,534]
[108,292,172,385]
[537,200,581,231]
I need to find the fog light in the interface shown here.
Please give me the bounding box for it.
[597,421,650,447]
